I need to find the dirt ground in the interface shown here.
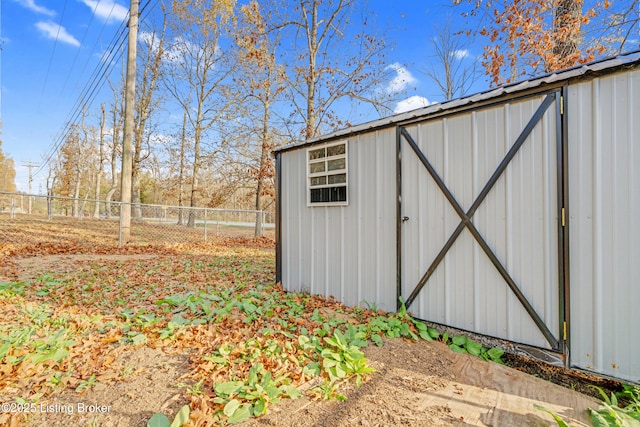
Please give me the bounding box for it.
[22,335,603,427]
[0,235,625,427]
[240,338,602,427]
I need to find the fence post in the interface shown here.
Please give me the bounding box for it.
[10,197,15,219]
[47,196,52,220]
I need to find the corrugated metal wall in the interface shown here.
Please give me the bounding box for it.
[279,129,398,311]
[568,69,640,383]
[400,94,561,350]
[278,60,640,383]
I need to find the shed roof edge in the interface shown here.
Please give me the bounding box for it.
[275,50,640,154]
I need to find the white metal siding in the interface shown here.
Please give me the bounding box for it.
[401,94,560,349]
[280,130,397,311]
[568,69,640,382]
[278,58,640,383]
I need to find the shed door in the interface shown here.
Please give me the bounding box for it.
[398,91,565,351]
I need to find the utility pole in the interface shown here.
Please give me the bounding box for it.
[21,161,39,214]
[119,0,138,246]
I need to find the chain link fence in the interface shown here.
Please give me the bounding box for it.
[0,192,275,246]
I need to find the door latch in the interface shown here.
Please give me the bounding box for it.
[402,216,410,222]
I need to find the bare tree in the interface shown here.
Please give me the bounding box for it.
[54,120,96,217]
[93,104,107,218]
[132,17,167,219]
[176,110,190,225]
[0,124,17,192]
[105,84,124,219]
[77,112,100,217]
[421,24,478,101]
[164,0,238,227]
[45,162,58,217]
[235,1,285,236]
[600,0,640,53]
[279,0,392,139]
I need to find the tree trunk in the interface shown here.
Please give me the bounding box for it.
[79,185,91,218]
[305,1,319,140]
[105,187,116,218]
[94,104,107,218]
[254,107,270,237]
[105,145,118,219]
[254,176,264,237]
[73,179,81,218]
[132,167,142,219]
[177,111,188,225]
[552,0,585,68]
[106,81,124,219]
[131,122,143,220]
[46,170,56,219]
[94,171,102,217]
[187,125,201,228]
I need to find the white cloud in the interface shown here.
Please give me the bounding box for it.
[80,0,129,24]
[385,63,417,94]
[139,31,162,52]
[394,96,432,114]
[35,21,81,47]
[139,32,156,45]
[164,36,202,63]
[451,49,470,60]
[13,0,55,16]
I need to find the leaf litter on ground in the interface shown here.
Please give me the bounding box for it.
[0,233,507,426]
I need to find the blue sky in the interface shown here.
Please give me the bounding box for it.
[1,0,481,193]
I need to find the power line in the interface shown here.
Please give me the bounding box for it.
[60,0,122,96]
[59,0,105,96]
[32,0,161,180]
[33,12,131,179]
[39,0,71,108]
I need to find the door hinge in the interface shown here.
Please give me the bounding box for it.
[561,208,566,227]
[563,321,567,341]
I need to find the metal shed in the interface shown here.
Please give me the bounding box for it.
[274,51,640,383]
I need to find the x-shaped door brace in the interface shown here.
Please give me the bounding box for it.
[399,92,559,349]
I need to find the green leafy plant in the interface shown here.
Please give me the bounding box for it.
[212,363,302,424]
[321,330,375,387]
[589,384,640,427]
[158,314,192,340]
[0,281,27,297]
[411,319,441,342]
[147,404,190,427]
[181,379,205,396]
[534,404,572,427]
[313,379,347,401]
[444,334,505,364]
[391,297,505,364]
[0,320,75,367]
[76,374,98,392]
